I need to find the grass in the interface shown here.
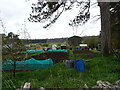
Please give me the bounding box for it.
[2,55,120,88]
[68,50,75,59]
[90,49,101,53]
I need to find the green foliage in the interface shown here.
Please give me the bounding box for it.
[111,25,120,49]
[47,2,58,9]
[2,56,120,88]
[2,32,25,61]
[110,2,120,49]
[30,46,36,49]
[41,43,49,47]
[84,36,100,48]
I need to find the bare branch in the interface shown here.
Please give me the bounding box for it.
[43,3,65,28]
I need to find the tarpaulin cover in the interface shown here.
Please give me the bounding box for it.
[2,58,53,70]
[48,49,68,52]
[26,49,44,53]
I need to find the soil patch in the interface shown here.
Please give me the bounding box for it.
[31,52,68,63]
[73,50,101,58]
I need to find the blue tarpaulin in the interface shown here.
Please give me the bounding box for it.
[26,49,44,53]
[48,49,68,52]
[2,58,53,71]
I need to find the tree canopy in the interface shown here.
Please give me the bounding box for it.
[2,32,24,60]
[28,0,90,28]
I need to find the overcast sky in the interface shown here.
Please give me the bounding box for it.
[0,0,101,39]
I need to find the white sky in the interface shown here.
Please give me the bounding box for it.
[0,0,101,39]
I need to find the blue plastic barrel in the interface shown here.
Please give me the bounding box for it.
[77,48,81,50]
[75,60,85,72]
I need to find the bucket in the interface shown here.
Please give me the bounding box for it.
[64,60,74,68]
[75,60,85,72]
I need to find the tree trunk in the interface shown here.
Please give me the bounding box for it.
[99,2,112,56]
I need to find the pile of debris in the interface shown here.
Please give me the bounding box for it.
[92,80,120,89]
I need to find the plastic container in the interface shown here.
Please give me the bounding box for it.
[77,48,81,50]
[75,60,85,72]
[64,60,74,68]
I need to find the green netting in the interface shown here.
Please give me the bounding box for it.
[48,49,68,52]
[26,49,44,53]
[2,58,53,70]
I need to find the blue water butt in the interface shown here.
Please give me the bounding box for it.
[77,48,81,50]
[75,60,85,72]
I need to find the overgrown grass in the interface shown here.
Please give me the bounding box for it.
[68,50,75,59]
[2,55,120,88]
[89,49,101,53]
